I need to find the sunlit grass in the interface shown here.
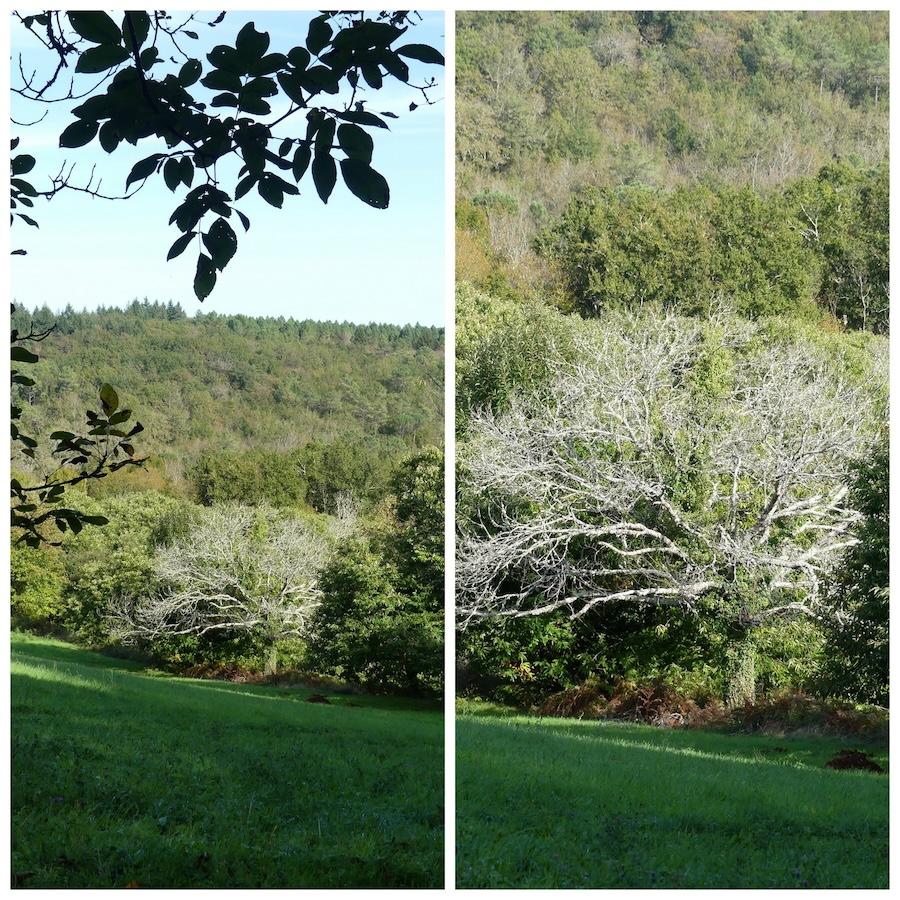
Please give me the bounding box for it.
[457,700,888,888]
[11,633,443,888]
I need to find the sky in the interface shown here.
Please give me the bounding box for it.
[10,10,446,325]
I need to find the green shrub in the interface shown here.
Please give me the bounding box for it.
[11,545,67,626]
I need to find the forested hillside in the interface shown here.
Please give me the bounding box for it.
[455,9,889,710]
[11,301,443,502]
[12,300,444,694]
[457,10,889,330]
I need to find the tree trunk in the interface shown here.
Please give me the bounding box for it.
[724,632,756,708]
[264,642,278,677]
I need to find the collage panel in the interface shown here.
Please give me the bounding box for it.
[10,10,445,889]
[454,9,889,890]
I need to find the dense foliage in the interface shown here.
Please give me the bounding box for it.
[456,293,887,705]
[455,11,889,710]
[11,303,444,695]
[536,162,888,331]
[12,302,443,501]
[458,11,886,190]
[307,449,444,693]
[456,11,889,331]
[820,435,889,705]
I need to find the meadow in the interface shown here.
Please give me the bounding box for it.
[11,634,443,888]
[456,700,888,889]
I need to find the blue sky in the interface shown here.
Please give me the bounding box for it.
[10,10,446,325]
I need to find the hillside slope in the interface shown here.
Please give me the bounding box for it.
[12,633,443,887]
[12,302,443,495]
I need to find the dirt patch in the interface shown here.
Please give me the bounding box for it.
[305,693,331,705]
[825,749,884,774]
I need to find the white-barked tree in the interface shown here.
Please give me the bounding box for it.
[110,504,339,674]
[457,314,884,705]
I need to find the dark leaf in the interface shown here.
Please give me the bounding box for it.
[395,43,445,65]
[68,11,121,44]
[194,254,217,301]
[179,58,203,86]
[167,231,195,261]
[99,383,119,415]
[236,22,270,62]
[378,51,409,83]
[337,123,373,163]
[340,158,389,209]
[11,155,35,175]
[207,44,246,75]
[361,63,383,89]
[125,154,163,188]
[235,209,250,232]
[312,154,337,203]
[276,70,306,105]
[163,158,181,192]
[75,44,130,74]
[178,156,194,187]
[210,92,239,109]
[201,68,242,92]
[234,174,257,200]
[237,94,271,116]
[249,52,287,76]
[242,76,277,97]
[98,122,120,153]
[287,46,310,69]
[108,409,132,425]
[337,110,388,129]
[301,65,339,94]
[257,176,284,208]
[11,347,39,364]
[292,145,312,182]
[306,15,332,56]
[10,178,37,197]
[139,46,159,68]
[59,119,99,149]
[203,217,238,270]
[125,11,151,48]
[315,118,336,154]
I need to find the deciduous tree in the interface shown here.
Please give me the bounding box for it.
[110,504,338,673]
[457,313,884,705]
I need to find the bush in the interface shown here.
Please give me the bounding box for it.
[61,492,185,643]
[11,545,67,626]
[307,538,442,694]
[819,433,889,705]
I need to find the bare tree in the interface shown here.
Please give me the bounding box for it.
[457,314,883,705]
[110,505,335,674]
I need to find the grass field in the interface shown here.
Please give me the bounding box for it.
[457,700,888,889]
[11,633,443,888]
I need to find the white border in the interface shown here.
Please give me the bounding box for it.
[3,3,898,898]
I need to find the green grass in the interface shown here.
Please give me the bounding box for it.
[457,699,888,888]
[11,633,443,888]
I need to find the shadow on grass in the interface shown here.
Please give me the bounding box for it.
[12,649,443,889]
[12,635,145,672]
[12,634,442,714]
[456,715,888,889]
